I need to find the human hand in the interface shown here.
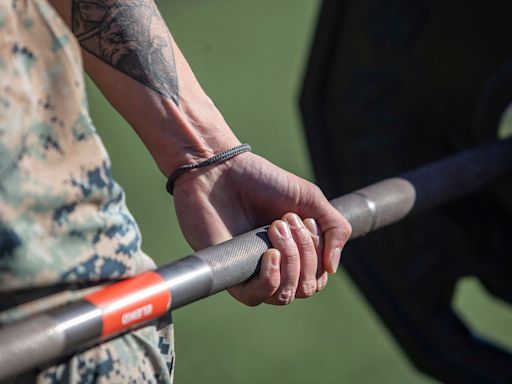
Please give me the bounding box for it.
[172,152,351,306]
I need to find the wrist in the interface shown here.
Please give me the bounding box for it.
[166,144,251,195]
[171,150,254,199]
[150,96,241,177]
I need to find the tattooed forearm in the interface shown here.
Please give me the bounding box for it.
[72,0,179,104]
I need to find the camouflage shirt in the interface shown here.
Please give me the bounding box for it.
[0,0,156,292]
[0,1,175,382]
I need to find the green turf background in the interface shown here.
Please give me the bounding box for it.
[85,1,512,382]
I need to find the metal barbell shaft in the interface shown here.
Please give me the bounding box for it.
[0,138,511,380]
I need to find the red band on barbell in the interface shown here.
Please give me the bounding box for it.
[85,271,171,338]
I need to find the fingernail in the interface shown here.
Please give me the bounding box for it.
[304,218,320,237]
[276,221,291,239]
[330,247,342,272]
[286,213,303,229]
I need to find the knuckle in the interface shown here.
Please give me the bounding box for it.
[298,280,317,297]
[272,234,293,250]
[342,220,352,240]
[317,274,328,291]
[305,185,324,207]
[312,184,324,196]
[276,288,295,305]
[282,256,299,270]
[295,227,314,248]
[281,246,300,266]
[303,180,322,196]
[262,272,280,291]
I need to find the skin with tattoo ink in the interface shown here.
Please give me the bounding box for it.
[72,0,179,104]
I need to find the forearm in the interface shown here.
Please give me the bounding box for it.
[49,0,239,176]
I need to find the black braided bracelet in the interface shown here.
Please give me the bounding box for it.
[166,143,252,195]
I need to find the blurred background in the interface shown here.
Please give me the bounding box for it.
[85,1,512,382]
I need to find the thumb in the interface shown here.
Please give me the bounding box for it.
[303,197,351,274]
